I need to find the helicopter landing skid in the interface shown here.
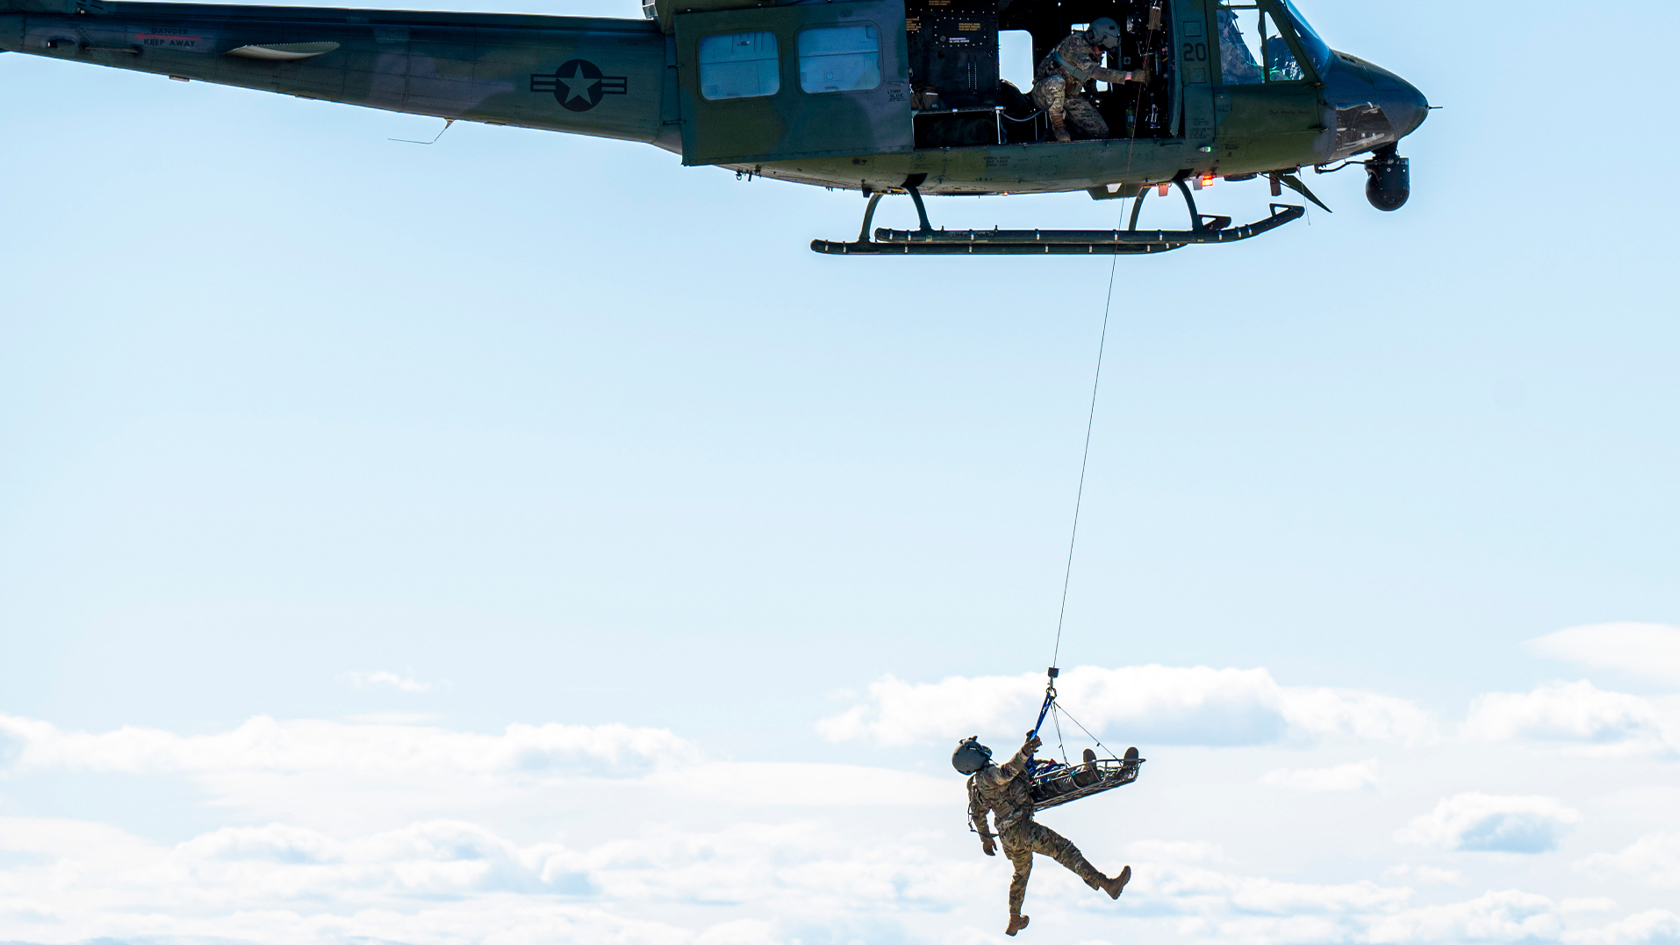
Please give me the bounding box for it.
[811,180,1305,256]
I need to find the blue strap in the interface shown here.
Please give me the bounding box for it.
[1025,676,1058,777]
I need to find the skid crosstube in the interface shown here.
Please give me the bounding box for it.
[811,200,1306,256]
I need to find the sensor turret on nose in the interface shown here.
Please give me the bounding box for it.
[1365,146,1410,211]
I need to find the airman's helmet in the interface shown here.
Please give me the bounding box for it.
[952,736,993,775]
[1088,17,1122,49]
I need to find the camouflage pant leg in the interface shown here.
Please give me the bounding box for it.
[1029,76,1062,113]
[1063,96,1110,138]
[1029,76,1066,124]
[1000,821,1105,916]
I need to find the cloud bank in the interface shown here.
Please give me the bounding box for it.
[817,665,1434,748]
[1,811,1665,945]
[1462,682,1676,757]
[1577,832,1680,888]
[1261,759,1381,791]
[1528,624,1680,687]
[1397,794,1582,854]
[0,815,983,945]
[0,713,700,780]
[0,714,957,823]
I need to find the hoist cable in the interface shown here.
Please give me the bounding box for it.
[1050,252,1119,669]
[1050,7,1157,673]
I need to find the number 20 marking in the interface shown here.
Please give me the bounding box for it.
[1182,41,1208,61]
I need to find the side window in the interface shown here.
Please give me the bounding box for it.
[798,24,882,93]
[1216,5,1263,84]
[1263,14,1303,80]
[699,31,780,100]
[1216,3,1302,84]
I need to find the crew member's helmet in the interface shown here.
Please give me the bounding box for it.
[1088,17,1122,49]
[952,736,994,775]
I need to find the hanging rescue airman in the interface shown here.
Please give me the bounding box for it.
[1030,17,1149,142]
[956,733,1131,936]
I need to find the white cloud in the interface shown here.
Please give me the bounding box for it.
[345,670,434,693]
[1125,839,1232,865]
[0,814,983,944]
[1382,864,1464,886]
[1563,899,1621,915]
[0,714,700,780]
[0,714,967,832]
[1396,793,1581,854]
[0,710,1669,945]
[817,665,1433,748]
[1261,759,1381,791]
[1567,910,1680,945]
[0,806,1666,945]
[652,762,959,808]
[1365,889,1564,943]
[1463,681,1676,757]
[1529,624,1680,687]
[1577,832,1680,888]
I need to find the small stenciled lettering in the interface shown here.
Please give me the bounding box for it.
[135,29,210,50]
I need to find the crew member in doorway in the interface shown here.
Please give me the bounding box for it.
[1031,17,1149,141]
[955,733,1131,936]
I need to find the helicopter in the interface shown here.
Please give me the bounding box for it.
[2,0,1427,254]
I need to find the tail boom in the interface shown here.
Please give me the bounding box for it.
[0,0,674,146]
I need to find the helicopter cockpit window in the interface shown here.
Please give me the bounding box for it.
[698,31,781,101]
[798,25,882,93]
[1216,5,1263,84]
[1265,18,1304,80]
[1217,2,1303,84]
[1281,0,1330,73]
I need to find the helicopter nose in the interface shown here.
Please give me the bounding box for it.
[1324,54,1428,145]
[1373,67,1429,138]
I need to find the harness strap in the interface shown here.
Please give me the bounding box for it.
[1025,667,1059,773]
[1052,48,1091,85]
[967,778,997,838]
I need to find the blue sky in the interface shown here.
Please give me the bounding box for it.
[2,0,1678,943]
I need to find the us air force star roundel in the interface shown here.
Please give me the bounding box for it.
[530,59,628,112]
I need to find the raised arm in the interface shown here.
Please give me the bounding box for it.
[983,733,1041,784]
[1091,65,1149,85]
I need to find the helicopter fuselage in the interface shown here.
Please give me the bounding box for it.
[1,0,1426,200]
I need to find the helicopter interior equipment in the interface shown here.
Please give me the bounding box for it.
[0,0,1428,255]
[904,0,1177,150]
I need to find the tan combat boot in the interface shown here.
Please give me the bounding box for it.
[1006,914,1030,936]
[1073,748,1100,786]
[1101,864,1132,900]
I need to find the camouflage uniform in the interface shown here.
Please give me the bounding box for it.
[968,742,1107,918]
[1030,33,1130,141]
